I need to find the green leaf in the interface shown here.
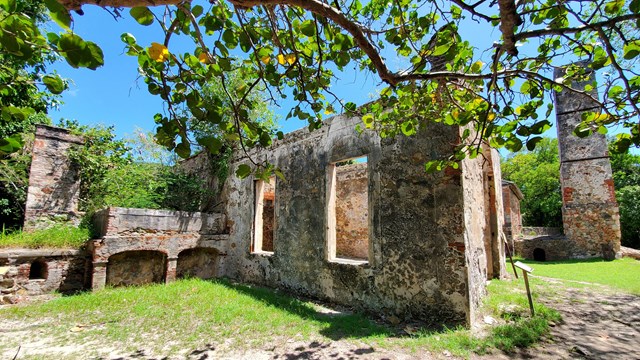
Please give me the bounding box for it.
[130,7,154,26]
[362,114,374,128]
[58,34,104,69]
[0,0,16,12]
[175,141,191,158]
[42,74,66,94]
[222,29,237,49]
[526,136,543,151]
[604,0,624,14]
[300,20,315,37]
[120,33,136,45]
[236,164,252,179]
[197,136,222,154]
[0,134,23,155]
[192,5,203,18]
[344,102,357,113]
[401,121,416,136]
[623,40,640,60]
[44,0,71,30]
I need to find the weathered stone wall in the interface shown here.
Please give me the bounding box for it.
[176,248,219,279]
[514,235,581,261]
[554,66,621,259]
[482,148,507,280]
[0,249,89,303]
[106,250,167,287]
[90,207,228,289]
[222,114,488,326]
[24,125,84,230]
[462,150,489,321]
[502,181,523,246]
[335,162,368,260]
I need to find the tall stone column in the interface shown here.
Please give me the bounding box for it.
[24,125,84,230]
[554,65,621,260]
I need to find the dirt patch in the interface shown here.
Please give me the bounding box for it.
[478,277,640,360]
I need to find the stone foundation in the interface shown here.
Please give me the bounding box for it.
[90,207,228,289]
[0,249,90,304]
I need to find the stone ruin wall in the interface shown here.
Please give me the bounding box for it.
[14,116,510,328]
[89,207,228,289]
[220,113,505,326]
[23,125,84,230]
[554,66,621,260]
[502,183,523,246]
[0,249,90,304]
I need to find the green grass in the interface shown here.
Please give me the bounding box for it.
[0,225,91,249]
[0,277,561,358]
[518,257,640,294]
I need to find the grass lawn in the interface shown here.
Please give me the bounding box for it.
[518,257,640,295]
[0,225,91,249]
[0,277,560,359]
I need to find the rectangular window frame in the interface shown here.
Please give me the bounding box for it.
[252,177,276,255]
[325,156,370,265]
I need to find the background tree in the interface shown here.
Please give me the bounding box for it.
[501,138,562,228]
[0,0,59,229]
[610,143,640,248]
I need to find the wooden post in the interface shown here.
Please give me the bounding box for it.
[514,261,535,316]
[503,233,518,279]
[522,270,535,316]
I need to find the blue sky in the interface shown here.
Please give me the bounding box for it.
[47,5,381,139]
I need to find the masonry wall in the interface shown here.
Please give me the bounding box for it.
[502,185,523,245]
[0,249,89,304]
[221,114,488,326]
[89,207,228,289]
[554,66,621,259]
[24,125,84,230]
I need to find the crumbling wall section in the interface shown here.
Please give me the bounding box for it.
[0,249,89,304]
[554,66,621,259]
[24,125,84,230]
[222,115,487,326]
[89,207,228,289]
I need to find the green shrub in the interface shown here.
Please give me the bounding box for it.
[617,185,640,249]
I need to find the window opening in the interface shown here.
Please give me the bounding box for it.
[327,156,369,263]
[29,260,47,280]
[253,177,276,253]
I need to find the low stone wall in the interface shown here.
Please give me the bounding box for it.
[90,207,228,289]
[0,249,90,304]
[93,207,226,237]
[521,227,564,237]
[514,235,588,261]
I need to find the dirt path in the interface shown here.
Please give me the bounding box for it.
[2,279,639,360]
[479,278,640,360]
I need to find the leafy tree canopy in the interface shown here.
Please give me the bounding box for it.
[2,0,640,177]
[501,137,562,227]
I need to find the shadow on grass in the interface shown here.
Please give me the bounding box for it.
[213,278,396,341]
